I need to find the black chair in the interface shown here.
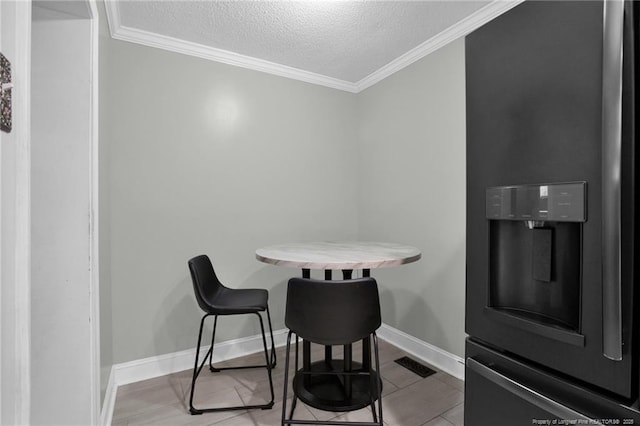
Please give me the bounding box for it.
[281,277,383,426]
[187,254,276,414]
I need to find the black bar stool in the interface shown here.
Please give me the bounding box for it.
[281,277,383,426]
[187,254,276,414]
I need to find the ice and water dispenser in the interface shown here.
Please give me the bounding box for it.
[485,183,586,334]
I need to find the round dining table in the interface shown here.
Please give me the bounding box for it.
[255,241,421,412]
[256,241,421,275]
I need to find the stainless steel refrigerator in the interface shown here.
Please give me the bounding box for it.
[465,1,640,423]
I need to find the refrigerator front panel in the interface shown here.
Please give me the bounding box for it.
[464,339,640,425]
[465,0,636,398]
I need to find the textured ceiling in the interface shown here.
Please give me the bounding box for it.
[115,1,491,84]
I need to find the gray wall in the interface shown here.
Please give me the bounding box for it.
[100,34,359,365]
[100,25,467,372]
[357,39,466,357]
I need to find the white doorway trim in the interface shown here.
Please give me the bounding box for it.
[88,0,101,423]
[11,1,32,423]
[0,0,32,424]
[30,0,100,422]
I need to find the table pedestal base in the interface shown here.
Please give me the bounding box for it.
[292,360,381,412]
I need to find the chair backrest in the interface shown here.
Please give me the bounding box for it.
[285,277,381,346]
[188,254,225,312]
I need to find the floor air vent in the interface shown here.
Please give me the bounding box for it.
[394,356,436,378]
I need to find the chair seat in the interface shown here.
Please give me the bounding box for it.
[205,287,268,315]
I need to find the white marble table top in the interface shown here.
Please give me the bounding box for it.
[255,241,421,270]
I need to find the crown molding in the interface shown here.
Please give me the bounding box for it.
[105,0,523,94]
[103,0,121,37]
[355,0,525,92]
[103,1,358,93]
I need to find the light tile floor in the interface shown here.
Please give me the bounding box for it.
[112,339,464,426]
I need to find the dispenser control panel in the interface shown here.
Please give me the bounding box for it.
[486,182,586,222]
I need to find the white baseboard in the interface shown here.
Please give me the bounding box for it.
[377,323,465,381]
[100,368,117,426]
[100,325,464,424]
[113,329,290,387]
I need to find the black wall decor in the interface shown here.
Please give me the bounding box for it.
[1,52,12,133]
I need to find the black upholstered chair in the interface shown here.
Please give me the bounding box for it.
[281,277,383,426]
[187,254,276,414]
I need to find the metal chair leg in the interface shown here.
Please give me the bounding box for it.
[257,311,275,408]
[189,310,276,415]
[266,306,277,368]
[189,314,211,415]
[281,331,294,426]
[367,336,378,423]
[209,315,220,372]
[290,333,299,420]
[208,309,276,373]
[372,332,383,425]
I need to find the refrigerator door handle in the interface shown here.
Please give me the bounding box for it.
[466,358,601,424]
[601,0,624,361]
